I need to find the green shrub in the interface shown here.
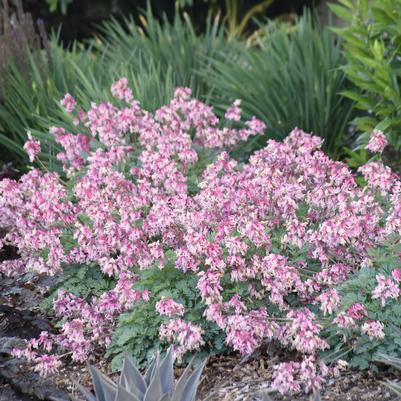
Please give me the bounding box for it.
[207,11,355,159]
[323,237,401,370]
[0,7,352,170]
[331,0,401,158]
[0,39,178,171]
[108,253,230,370]
[0,7,234,170]
[0,37,99,170]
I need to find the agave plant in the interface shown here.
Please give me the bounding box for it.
[378,353,401,397]
[76,347,205,401]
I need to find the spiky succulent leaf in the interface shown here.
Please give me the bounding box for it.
[115,384,141,401]
[144,360,164,401]
[120,353,147,397]
[384,380,401,396]
[144,353,158,386]
[173,361,206,401]
[171,357,195,401]
[259,393,274,401]
[73,381,97,401]
[157,394,172,401]
[88,365,117,401]
[159,347,174,396]
[78,347,205,401]
[378,354,401,370]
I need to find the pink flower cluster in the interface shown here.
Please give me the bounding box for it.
[159,319,204,358]
[23,131,41,162]
[365,129,387,153]
[60,93,77,113]
[272,356,328,395]
[156,297,185,317]
[372,274,400,306]
[12,332,60,377]
[361,320,385,340]
[3,79,401,394]
[12,274,147,370]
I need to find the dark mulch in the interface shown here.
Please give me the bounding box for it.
[198,355,398,401]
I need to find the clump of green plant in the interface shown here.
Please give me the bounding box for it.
[77,347,205,401]
[108,258,230,370]
[331,0,401,164]
[93,4,238,101]
[207,10,354,159]
[323,238,401,370]
[0,6,235,170]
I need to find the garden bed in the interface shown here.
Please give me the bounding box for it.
[0,270,399,401]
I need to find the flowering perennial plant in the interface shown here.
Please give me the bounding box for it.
[366,129,388,154]
[2,79,401,394]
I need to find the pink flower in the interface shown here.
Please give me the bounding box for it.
[372,274,400,306]
[333,360,348,377]
[173,87,191,100]
[23,131,40,162]
[361,320,385,340]
[346,303,368,319]
[272,361,301,394]
[159,319,204,358]
[225,308,277,355]
[332,312,355,329]
[272,356,328,395]
[392,268,401,282]
[142,289,151,302]
[280,309,328,354]
[111,78,133,103]
[0,259,26,277]
[316,289,340,316]
[60,93,76,113]
[37,331,53,352]
[366,129,387,153]
[225,99,242,121]
[55,133,90,173]
[155,298,185,317]
[34,355,61,377]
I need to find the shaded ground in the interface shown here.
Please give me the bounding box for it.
[198,355,397,401]
[0,270,400,401]
[0,382,36,401]
[0,273,71,401]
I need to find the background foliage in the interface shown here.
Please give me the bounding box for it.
[0,4,355,169]
[332,0,401,166]
[208,11,354,159]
